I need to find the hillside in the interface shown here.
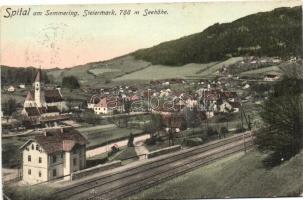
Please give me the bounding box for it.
[46,55,151,87]
[133,6,302,66]
[1,66,50,85]
[130,150,303,199]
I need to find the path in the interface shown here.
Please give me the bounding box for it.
[134,140,150,160]
[86,134,150,158]
[76,124,116,132]
[99,112,148,119]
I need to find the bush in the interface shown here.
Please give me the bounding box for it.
[220,127,228,137]
[4,185,57,200]
[145,137,157,145]
[207,127,218,137]
[183,137,204,147]
[62,76,80,89]
[105,79,111,84]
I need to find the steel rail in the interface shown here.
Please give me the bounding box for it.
[55,133,252,199]
[84,140,253,200]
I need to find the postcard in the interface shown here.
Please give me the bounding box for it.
[1,1,303,199]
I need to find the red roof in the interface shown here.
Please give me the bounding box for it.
[96,97,122,108]
[20,128,88,154]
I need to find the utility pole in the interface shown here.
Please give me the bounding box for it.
[243,133,246,153]
[240,107,244,131]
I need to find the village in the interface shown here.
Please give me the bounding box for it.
[1,55,294,187]
[2,2,303,198]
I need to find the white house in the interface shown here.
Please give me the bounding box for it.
[19,84,26,89]
[264,74,280,81]
[19,128,87,184]
[94,97,123,115]
[7,86,15,92]
[219,100,233,113]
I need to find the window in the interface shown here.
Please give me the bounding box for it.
[73,149,77,154]
[36,145,39,151]
[28,155,31,162]
[28,169,31,175]
[61,153,63,159]
[31,144,34,150]
[39,157,42,163]
[38,171,41,177]
[73,158,77,166]
[52,169,57,177]
[52,155,57,163]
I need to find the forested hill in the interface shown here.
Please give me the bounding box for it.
[1,66,50,85]
[133,6,302,66]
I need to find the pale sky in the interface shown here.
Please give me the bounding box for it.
[0,1,301,68]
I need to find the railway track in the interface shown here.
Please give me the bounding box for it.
[55,132,253,200]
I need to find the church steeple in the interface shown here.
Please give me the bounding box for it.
[34,66,46,107]
[34,66,44,83]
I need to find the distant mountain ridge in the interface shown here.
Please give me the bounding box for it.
[133,6,302,66]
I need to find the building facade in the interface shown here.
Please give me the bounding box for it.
[19,128,87,184]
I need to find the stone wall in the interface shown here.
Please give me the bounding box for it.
[71,160,122,180]
[147,145,181,159]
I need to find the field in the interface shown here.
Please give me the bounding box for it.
[47,56,151,87]
[240,65,282,77]
[88,68,120,75]
[129,150,303,199]
[197,57,243,78]
[115,57,243,81]
[114,63,215,81]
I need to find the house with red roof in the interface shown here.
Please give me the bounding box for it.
[93,97,124,115]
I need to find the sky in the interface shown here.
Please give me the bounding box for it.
[0,1,301,69]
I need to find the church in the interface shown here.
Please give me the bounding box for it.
[22,69,68,127]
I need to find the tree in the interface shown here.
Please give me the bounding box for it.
[220,126,228,138]
[127,133,134,147]
[150,113,162,137]
[2,98,17,122]
[255,77,303,167]
[124,99,132,114]
[81,111,99,125]
[62,76,80,89]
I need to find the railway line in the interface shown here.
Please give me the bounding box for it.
[55,132,254,200]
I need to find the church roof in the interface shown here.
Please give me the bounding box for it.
[25,91,34,101]
[26,89,63,103]
[45,89,63,103]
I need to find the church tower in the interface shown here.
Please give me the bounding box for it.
[34,67,46,107]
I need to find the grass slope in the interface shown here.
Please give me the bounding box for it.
[129,150,303,199]
[47,55,151,87]
[240,65,282,77]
